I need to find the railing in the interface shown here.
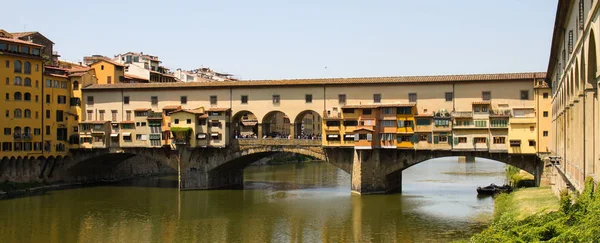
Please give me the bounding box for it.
[489,109,512,117]
[232,139,321,146]
[323,112,342,119]
[13,133,22,139]
[147,112,163,119]
[452,111,473,118]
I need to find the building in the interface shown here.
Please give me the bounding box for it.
[9,31,59,65]
[43,66,73,155]
[113,52,177,83]
[174,67,236,82]
[89,59,125,85]
[79,72,550,155]
[546,0,599,190]
[0,31,46,157]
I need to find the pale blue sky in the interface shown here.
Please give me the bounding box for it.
[1,0,557,80]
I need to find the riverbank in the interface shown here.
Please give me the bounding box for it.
[467,178,599,242]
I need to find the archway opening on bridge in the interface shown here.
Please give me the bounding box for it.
[262,111,290,139]
[231,110,259,139]
[588,30,597,89]
[294,110,322,140]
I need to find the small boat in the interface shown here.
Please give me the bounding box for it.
[477,183,513,195]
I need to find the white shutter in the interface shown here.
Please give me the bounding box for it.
[367,133,372,141]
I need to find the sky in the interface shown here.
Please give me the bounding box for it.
[1,0,558,80]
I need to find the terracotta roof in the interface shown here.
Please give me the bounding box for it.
[90,58,126,67]
[68,72,86,77]
[0,37,44,47]
[125,73,149,81]
[170,109,205,115]
[207,108,231,112]
[472,101,491,105]
[162,105,181,110]
[10,31,54,44]
[342,104,380,109]
[198,114,208,119]
[134,108,151,111]
[354,127,374,132]
[45,73,68,78]
[82,72,547,90]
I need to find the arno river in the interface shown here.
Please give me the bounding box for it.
[0,158,507,243]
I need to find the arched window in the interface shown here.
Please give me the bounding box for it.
[24,110,31,118]
[14,92,22,101]
[24,61,31,74]
[14,127,22,135]
[24,93,31,101]
[14,109,22,118]
[24,78,31,86]
[14,76,22,85]
[73,81,79,90]
[14,60,22,73]
[24,127,31,136]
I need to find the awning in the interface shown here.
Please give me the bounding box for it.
[327,134,339,138]
[211,133,220,137]
[197,133,207,139]
[80,134,92,138]
[110,133,119,137]
[241,121,258,126]
[344,134,355,138]
[122,132,132,136]
[91,131,104,134]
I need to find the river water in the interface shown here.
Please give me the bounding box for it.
[0,157,507,243]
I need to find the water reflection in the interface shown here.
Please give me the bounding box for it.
[0,157,507,243]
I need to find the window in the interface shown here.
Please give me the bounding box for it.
[174,119,179,124]
[135,111,148,116]
[14,109,22,118]
[416,119,431,126]
[136,134,148,141]
[343,120,358,126]
[568,30,574,54]
[445,92,453,101]
[434,119,450,126]
[490,119,508,127]
[363,109,372,115]
[418,134,428,142]
[373,94,381,103]
[14,92,22,101]
[4,128,10,135]
[4,93,8,100]
[543,92,549,99]
[14,76,22,85]
[397,135,412,142]
[272,95,280,104]
[111,110,117,122]
[24,62,31,74]
[14,60,22,73]
[98,110,104,121]
[151,96,158,105]
[34,128,41,135]
[35,80,38,87]
[338,94,346,104]
[409,93,417,103]
[107,76,112,84]
[186,119,192,124]
[2,142,12,151]
[45,110,50,119]
[458,137,467,143]
[181,96,187,104]
[46,94,51,103]
[439,136,448,142]
[24,109,31,118]
[326,121,340,127]
[473,137,487,143]
[520,90,529,100]
[5,110,8,118]
[381,120,396,127]
[0,43,6,51]
[87,110,93,121]
[20,46,29,54]
[482,91,491,100]
[24,78,31,86]
[475,120,487,127]
[530,126,535,132]
[5,77,8,85]
[123,96,130,104]
[46,79,52,87]
[126,110,132,121]
[543,111,548,117]
[305,94,312,103]
[46,126,51,135]
[397,107,412,114]
[73,81,79,90]
[382,108,394,114]
[141,122,146,126]
[239,95,248,104]
[57,95,67,104]
[543,131,549,137]
[510,140,521,147]
[87,96,94,105]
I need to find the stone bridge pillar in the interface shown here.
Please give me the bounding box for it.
[351,149,402,194]
[289,123,294,139]
[257,123,263,139]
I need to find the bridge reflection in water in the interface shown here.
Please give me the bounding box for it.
[0,159,506,242]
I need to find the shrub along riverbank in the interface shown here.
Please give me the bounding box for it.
[468,178,599,242]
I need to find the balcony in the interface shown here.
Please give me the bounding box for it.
[452,111,473,118]
[13,133,22,139]
[324,126,340,131]
[489,109,512,118]
[172,138,189,145]
[147,111,163,120]
[323,111,342,120]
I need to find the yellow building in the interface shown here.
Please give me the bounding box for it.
[395,104,416,149]
[0,31,46,157]
[89,59,125,85]
[43,66,72,156]
[534,79,552,154]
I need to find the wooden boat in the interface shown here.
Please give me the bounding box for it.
[476,184,513,195]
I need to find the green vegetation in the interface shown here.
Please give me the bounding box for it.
[0,181,44,192]
[506,165,535,188]
[468,178,600,242]
[170,127,192,133]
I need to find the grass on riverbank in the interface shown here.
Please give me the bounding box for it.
[468,178,600,242]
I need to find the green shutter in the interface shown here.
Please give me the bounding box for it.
[397,120,404,128]
[453,136,458,145]
[427,134,432,143]
[433,136,439,144]
[411,134,418,143]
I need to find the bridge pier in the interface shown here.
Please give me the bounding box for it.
[351,149,402,195]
